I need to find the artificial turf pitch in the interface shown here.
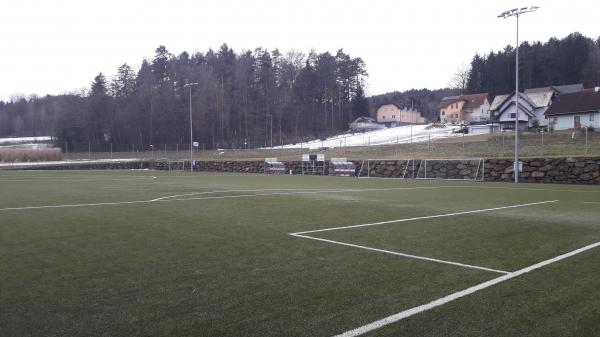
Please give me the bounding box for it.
[1,170,599,337]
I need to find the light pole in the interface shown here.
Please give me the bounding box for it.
[498,6,539,183]
[268,114,273,148]
[185,82,199,172]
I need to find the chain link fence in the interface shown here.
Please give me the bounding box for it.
[56,129,600,162]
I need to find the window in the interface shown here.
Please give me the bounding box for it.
[510,113,516,119]
[590,113,594,122]
[441,111,445,115]
[392,115,395,119]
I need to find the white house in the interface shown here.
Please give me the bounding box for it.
[489,92,543,130]
[545,88,600,130]
[490,83,586,130]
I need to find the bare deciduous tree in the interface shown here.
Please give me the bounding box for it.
[447,62,471,94]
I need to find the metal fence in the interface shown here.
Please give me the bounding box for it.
[58,129,600,161]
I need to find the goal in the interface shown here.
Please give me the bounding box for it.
[415,158,485,181]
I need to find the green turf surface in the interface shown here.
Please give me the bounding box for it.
[1,170,599,336]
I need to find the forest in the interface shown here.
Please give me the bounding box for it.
[0,45,368,149]
[1,33,599,149]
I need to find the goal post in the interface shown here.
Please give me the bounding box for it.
[356,158,485,181]
[415,158,485,181]
[358,159,419,179]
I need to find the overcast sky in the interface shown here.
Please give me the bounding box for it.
[1,0,599,101]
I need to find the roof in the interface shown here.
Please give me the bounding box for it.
[525,91,553,108]
[376,102,403,110]
[554,83,585,94]
[489,94,509,111]
[459,93,489,109]
[438,96,460,108]
[351,116,376,124]
[491,91,552,111]
[524,83,584,95]
[545,90,600,116]
[490,92,538,117]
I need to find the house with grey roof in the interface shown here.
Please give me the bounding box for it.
[489,83,585,130]
[490,92,543,130]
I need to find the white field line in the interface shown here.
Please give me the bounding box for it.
[0,176,157,182]
[333,241,600,337]
[149,188,324,201]
[291,233,509,274]
[0,200,152,211]
[0,186,445,212]
[452,185,600,194]
[291,200,559,235]
[151,186,444,202]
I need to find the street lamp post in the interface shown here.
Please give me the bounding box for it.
[184,82,199,172]
[498,6,539,183]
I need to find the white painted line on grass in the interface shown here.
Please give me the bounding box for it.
[291,200,559,235]
[0,200,152,211]
[150,188,364,202]
[291,233,510,274]
[0,176,157,182]
[0,186,445,212]
[332,241,600,337]
[453,185,600,194]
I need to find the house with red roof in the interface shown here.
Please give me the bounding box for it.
[438,93,490,124]
[545,87,600,130]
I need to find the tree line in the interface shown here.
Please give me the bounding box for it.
[2,32,599,143]
[0,45,368,149]
[466,32,600,96]
[370,32,600,121]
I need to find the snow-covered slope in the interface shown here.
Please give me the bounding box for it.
[275,124,463,149]
[0,136,52,145]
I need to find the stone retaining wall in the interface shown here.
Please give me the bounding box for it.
[3,157,600,185]
[485,157,600,184]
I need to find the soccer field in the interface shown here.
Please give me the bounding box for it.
[1,170,600,337]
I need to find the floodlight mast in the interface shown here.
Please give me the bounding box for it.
[498,6,539,183]
[184,82,200,172]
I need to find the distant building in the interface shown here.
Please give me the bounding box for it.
[375,103,426,126]
[490,83,585,130]
[545,87,600,130]
[438,93,490,124]
[349,116,385,132]
[489,92,542,130]
[438,96,460,123]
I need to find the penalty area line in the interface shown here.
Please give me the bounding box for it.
[291,233,510,274]
[332,241,600,337]
[290,200,559,235]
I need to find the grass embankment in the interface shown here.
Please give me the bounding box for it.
[0,148,63,162]
[62,130,600,161]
